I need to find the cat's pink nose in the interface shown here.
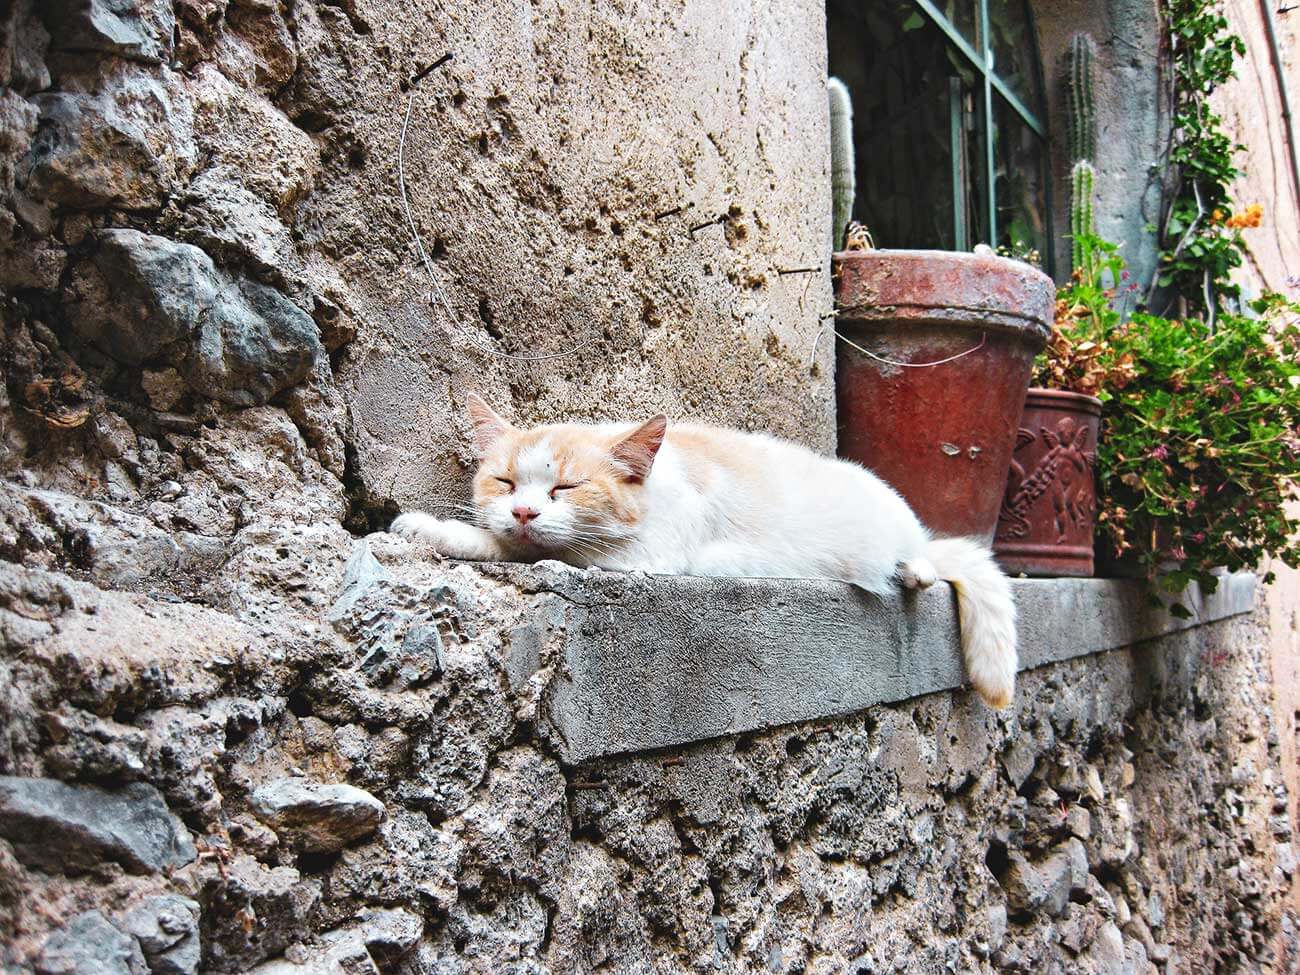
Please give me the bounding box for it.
[512,505,539,525]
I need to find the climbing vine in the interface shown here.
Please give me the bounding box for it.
[1153,0,1249,317]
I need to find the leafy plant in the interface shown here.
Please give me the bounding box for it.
[1153,0,1249,315]
[1042,233,1300,609]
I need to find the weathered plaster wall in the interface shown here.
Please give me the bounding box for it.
[0,543,1294,974]
[1215,0,1300,937]
[0,0,836,526]
[1032,0,1168,288]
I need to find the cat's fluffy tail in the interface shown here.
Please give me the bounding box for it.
[925,536,1018,709]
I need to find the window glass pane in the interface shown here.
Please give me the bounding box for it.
[828,0,968,249]
[986,0,1042,115]
[993,93,1048,260]
[935,0,978,50]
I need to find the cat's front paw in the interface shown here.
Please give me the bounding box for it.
[390,511,449,551]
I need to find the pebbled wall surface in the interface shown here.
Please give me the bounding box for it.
[0,537,1296,974]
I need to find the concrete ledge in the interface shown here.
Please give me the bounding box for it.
[493,565,1258,763]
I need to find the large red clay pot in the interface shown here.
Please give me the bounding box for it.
[833,249,1054,544]
[994,389,1102,577]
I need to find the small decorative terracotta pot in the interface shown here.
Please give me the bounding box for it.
[834,249,1054,544]
[994,388,1102,577]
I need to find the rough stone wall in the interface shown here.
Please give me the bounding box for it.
[0,538,1294,974]
[0,0,835,527]
[1,1,1297,973]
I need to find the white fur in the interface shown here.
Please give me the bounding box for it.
[393,423,1019,708]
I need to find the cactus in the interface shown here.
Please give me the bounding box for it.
[1071,160,1097,271]
[1066,33,1096,162]
[1065,34,1098,272]
[828,77,855,252]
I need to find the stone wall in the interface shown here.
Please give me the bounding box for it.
[0,0,835,526]
[2,1,1298,973]
[0,539,1294,974]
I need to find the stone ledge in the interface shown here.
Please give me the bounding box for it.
[494,565,1258,763]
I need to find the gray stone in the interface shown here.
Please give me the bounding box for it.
[1085,921,1129,975]
[0,776,196,874]
[1275,841,1296,877]
[69,229,217,363]
[1067,805,1092,840]
[354,908,423,967]
[249,778,384,853]
[121,896,201,975]
[527,564,1257,762]
[203,855,320,972]
[67,229,321,405]
[246,930,378,975]
[40,0,175,64]
[1003,849,1071,919]
[184,277,321,406]
[327,540,391,622]
[1147,890,1164,929]
[23,76,193,209]
[36,911,148,975]
[1061,837,1090,895]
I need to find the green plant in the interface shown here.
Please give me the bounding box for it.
[1070,161,1097,273]
[1065,34,1099,273]
[1153,0,1249,315]
[1043,233,1300,610]
[828,76,855,252]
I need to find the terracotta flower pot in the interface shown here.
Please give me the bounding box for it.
[833,249,1054,544]
[993,388,1102,577]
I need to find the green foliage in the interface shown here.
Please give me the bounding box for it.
[1155,0,1249,311]
[1044,233,1300,600]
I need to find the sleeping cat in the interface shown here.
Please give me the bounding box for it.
[391,394,1017,708]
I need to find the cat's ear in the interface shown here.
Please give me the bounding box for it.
[611,415,667,481]
[466,393,513,455]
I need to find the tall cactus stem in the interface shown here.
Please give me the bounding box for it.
[1071,160,1097,271]
[1066,33,1098,272]
[828,77,855,252]
[1067,33,1097,162]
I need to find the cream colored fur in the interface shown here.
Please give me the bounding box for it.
[392,395,1018,708]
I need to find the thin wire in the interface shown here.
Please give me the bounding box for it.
[398,90,598,363]
[834,329,988,368]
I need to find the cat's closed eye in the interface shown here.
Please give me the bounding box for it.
[495,477,515,490]
[549,483,583,498]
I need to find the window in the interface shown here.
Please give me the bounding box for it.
[827,0,1051,271]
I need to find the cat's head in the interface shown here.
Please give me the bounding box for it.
[466,393,667,554]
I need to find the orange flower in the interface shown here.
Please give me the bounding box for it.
[1225,203,1264,229]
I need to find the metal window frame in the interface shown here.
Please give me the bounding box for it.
[912,0,1050,266]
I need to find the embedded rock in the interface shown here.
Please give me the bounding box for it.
[121,896,201,975]
[66,229,321,405]
[23,75,194,209]
[67,229,217,363]
[35,911,148,975]
[0,777,196,875]
[202,855,321,973]
[185,277,322,406]
[249,778,385,853]
[39,0,175,64]
[353,908,423,967]
[247,930,378,975]
[1002,849,1072,919]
